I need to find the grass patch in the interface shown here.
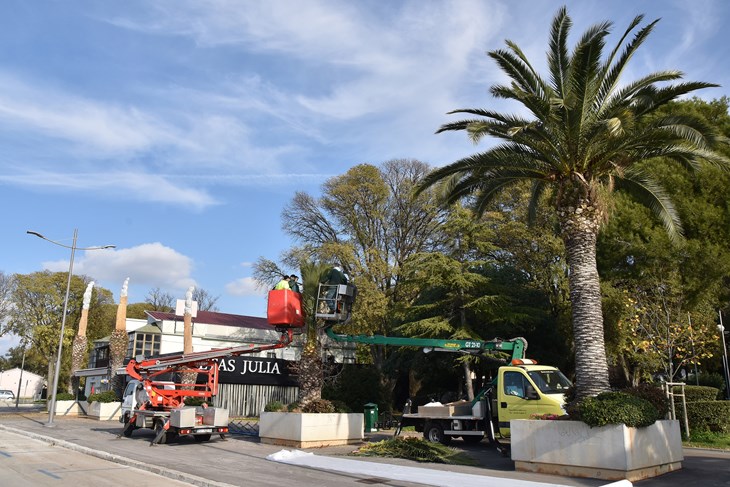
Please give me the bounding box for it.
[683,431,730,451]
[351,437,476,466]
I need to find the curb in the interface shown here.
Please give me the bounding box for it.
[0,423,236,487]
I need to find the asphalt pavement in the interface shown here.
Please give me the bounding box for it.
[1,404,728,487]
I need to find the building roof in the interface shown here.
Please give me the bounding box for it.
[0,368,43,379]
[146,310,272,330]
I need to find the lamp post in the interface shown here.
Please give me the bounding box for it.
[14,340,26,409]
[719,311,730,401]
[27,229,115,426]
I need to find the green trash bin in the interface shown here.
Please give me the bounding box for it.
[364,403,378,432]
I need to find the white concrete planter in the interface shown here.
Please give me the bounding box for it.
[259,412,364,448]
[87,401,122,421]
[510,419,683,481]
[52,400,88,416]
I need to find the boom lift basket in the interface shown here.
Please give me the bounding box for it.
[315,283,356,323]
[267,289,305,327]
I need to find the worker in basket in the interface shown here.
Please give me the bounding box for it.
[273,275,290,290]
[321,265,348,313]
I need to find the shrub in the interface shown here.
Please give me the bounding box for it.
[300,398,335,413]
[678,401,730,434]
[331,400,352,413]
[578,392,659,428]
[87,390,119,403]
[623,384,669,418]
[55,392,75,401]
[264,400,285,412]
[683,385,720,402]
[286,401,300,412]
[689,371,726,395]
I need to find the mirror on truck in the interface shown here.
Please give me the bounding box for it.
[525,384,539,400]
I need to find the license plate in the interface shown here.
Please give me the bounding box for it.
[196,428,213,434]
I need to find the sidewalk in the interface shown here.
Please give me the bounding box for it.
[1,410,728,487]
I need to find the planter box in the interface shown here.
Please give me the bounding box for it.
[511,419,683,481]
[52,400,88,416]
[87,401,122,421]
[259,412,364,448]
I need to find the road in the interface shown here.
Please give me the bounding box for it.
[1,406,729,487]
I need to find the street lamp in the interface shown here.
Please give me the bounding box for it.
[719,311,730,401]
[27,229,115,426]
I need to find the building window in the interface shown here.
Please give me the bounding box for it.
[129,333,161,358]
[90,345,110,368]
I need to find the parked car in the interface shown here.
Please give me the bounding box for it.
[0,390,15,400]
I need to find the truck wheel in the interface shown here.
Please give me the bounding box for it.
[154,420,168,445]
[462,434,483,444]
[122,414,135,437]
[194,434,212,442]
[424,422,451,446]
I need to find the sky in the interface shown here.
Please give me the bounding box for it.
[1,0,729,356]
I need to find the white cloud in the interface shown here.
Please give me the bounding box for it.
[0,170,218,210]
[0,73,183,156]
[42,243,197,297]
[104,0,503,121]
[225,277,267,297]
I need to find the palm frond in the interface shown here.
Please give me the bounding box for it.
[614,168,683,242]
[547,6,571,96]
[653,115,723,147]
[567,21,611,144]
[595,16,656,110]
[632,82,721,116]
[527,180,550,224]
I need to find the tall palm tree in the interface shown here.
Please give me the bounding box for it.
[418,7,728,399]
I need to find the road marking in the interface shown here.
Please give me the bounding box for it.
[38,469,62,479]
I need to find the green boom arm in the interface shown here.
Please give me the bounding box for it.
[324,325,526,362]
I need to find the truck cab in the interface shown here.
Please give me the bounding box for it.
[493,361,571,436]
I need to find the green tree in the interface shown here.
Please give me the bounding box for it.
[398,204,505,400]
[599,98,730,383]
[8,271,114,394]
[418,8,728,399]
[282,160,445,376]
[0,271,14,337]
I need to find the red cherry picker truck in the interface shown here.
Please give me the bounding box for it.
[119,290,305,445]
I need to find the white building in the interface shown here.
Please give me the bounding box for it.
[0,367,44,399]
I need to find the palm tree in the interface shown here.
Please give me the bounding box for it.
[296,260,332,405]
[418,7,728,399]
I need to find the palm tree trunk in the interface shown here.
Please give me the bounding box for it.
[562,214,611,399]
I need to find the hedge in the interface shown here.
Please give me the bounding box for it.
[676,400,730,434]
[680,385,720,402]
[578,392,659,428]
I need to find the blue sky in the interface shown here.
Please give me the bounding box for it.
[1,0,729,355]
